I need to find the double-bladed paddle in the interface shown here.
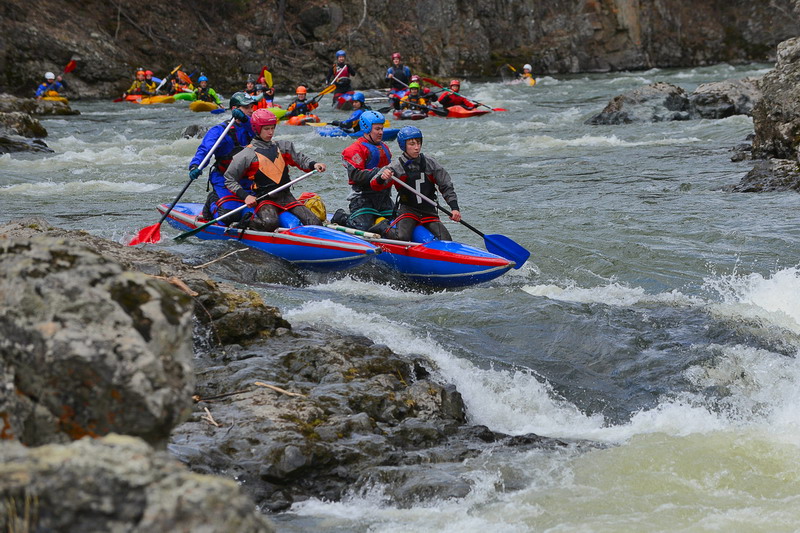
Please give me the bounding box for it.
[387,175,529,267]
[421,77,507,112]
[379,98,447,117]
[173,169,319,241]
[128,115,238,245]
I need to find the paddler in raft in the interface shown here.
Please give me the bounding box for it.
[223,108,327,231]
[122,68,156,99]
[330,92,369,133]
[35,71,68,99]
[437,79,477,110]
[373,126,461,241]
[334,110,393,232]
[189,91,257,222]
[193,75,222,107]
[325,49,357,104]
[285,85,318,118]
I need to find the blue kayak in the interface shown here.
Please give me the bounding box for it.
[157,203,380,272]
[316,125,399,142]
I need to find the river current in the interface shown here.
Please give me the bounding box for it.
[3,63,800,532]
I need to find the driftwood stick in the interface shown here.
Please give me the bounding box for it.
[192,248,247,269]
[202,407,221,427]
[192,389,252,403]
[254,381,306,398]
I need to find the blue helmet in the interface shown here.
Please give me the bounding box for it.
[397,126,423,151]
[352,92,365,104]
[198,75,208,82]
[359,111,385,135]
[336,50,346,57]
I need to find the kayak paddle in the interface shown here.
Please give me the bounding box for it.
[128,115,238,245]
[379,98,447,117]
[173,170,319,241]
[388,175,529,267]
[421,77,507,112]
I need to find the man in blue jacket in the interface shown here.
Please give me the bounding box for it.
[188,92,257,220]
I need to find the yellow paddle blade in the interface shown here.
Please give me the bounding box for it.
[305,122,329,127]
[318,83,337,97]
[262,69,273,89]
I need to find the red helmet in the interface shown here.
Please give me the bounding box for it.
[136,70,146,76]
[145,70,153,76]
[449,79,460,87]
[251,109,277,134]
[391,52,401,60]
[296,86,307,95]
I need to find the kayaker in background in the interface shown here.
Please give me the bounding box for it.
[399,83,428,110]
[194,75,222,107]
[373,126,460,241]
[330,92,370,133]
[245,79,257,96]
[386,52,411,109]
[411,75,433,99]
[437,79,477,110]
[144,70,157,91]
[325,50,357,103]
[35,72,67,99]
[285,86,318,118]
[122,69,154,98]
[223,108,327,231]
[518,64,536,86]
[189,92,257,222]
[335,110,393,231]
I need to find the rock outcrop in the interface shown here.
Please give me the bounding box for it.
[0,0,796,97]
[0,93,78,153]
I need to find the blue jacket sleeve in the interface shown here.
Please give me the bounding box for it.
[342,109,364,128]
[190,123,227,169]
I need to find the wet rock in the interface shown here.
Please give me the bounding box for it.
[0,111,46,137]
[0,434,275,532]
[354,466,472,507]
[0,136,51,154]
[0,234,195,447]
[0,93,79,116]
[586,82,691,124]
[726,159,800,192]
[752,36,800,160]
[181,124,209,138]
[689,77,761,119]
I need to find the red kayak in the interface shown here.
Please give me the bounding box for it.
[441,105,491,119]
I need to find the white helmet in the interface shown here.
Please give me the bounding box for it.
[523,64,532,71]
[45,72,55,80]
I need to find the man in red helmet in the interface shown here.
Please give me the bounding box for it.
[437,79,477,110]
[223,108,326,231]
[385,52,412,109]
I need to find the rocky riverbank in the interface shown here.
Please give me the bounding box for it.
[0,220,585,529]
[1,0,797,98]
[0,93,79,153]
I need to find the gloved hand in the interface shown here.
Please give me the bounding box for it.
[188,165,202,181]
[232,108,247,121]
[331,120,341,127]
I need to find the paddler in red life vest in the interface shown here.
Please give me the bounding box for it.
[337,111,393,231]
[285,86,318,118]
[223,108,327,231]
[374,126,460,241]
[189,92,257,221]
[437,79,477,110]
[326,50,357,103]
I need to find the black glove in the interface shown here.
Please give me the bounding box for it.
[331,120,341,127]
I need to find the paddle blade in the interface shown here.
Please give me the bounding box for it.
[210,107,226,114]
[484,234,530,268]
[492,108,508,112]
[422,77,443,88]
[262,68,273,89]
[113,97,123,103]
[128,224,161,246]
[177,70,193,85]
[64,60,77,74]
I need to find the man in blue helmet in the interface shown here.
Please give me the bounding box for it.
[326,50,357,103]
[188,91,257,222]
[373,126,461,241]
[331,92,370,133]
[338,110,393,231]
[194,75,222,106]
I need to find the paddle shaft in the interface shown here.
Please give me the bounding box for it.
[156,64,182,92]
[175,169,318,240]
[422,77,495,111]
[155,116,236,227]
[312,67,346,103]
[42,60,76,93]
[383,98,446,117]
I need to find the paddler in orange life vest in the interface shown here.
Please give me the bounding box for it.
[326,50,357,102]
[223,108,327,231]
[285,86,318,118]
[374,126,461,241]
[337,111,393,231]
[122,68,155,98]
[189,92,257,221]
[437,79,477,110]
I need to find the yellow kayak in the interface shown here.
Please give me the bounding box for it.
[139,95,175,105]
[42,95,69,104]
[189,100,221,112]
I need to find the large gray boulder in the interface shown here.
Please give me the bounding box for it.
[689,77,761,119]
[0,234,195,447]
[0,434,275,532]
[586,82,691,124]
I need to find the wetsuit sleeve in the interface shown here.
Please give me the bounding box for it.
[189,124,225,169]
[209,88,221,105]
[277,140,317,171]
[35,84,46,97]
[223,148,255,200]
[427,156,459,211]
[370,159,403,191]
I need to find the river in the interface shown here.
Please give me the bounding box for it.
[3,63,800,532]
